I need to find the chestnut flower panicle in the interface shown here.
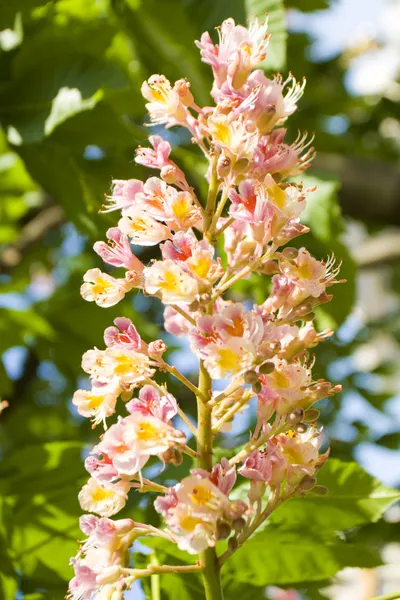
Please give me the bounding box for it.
[68,15,344,599]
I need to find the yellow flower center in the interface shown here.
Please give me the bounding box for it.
[296,263,313,279]
[159,271,179,292]
[86,394,106,409]
[191,257,210,279]
[272,370,290,388]
[172,197,190,220]
[92,278,113,295]
[213,122,231,146]
[217,348,239,372]
[130,218,147,232]
[190,485,213,506]
[91,487,114,502]
[179,515,203,532]
[267,181,286,210]
[283,446,304,465]
[137,421,160,442]
[113,355,136,376]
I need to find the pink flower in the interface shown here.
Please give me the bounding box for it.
[155,472,245,554]
[135,178,201,231]
[264,249,342,318]
[194,458,237,496]
[141,75,187,127]
[104,317,142,352]
[191,302,264,378]
[161,232,222,286]
[164,305,194,337]
[206,112,258,165]
[85,453,119,483]
[196,17,269,90]
[239,442,286,501]
[259,359,312,415]
[94,228,144,271]
[251,129,315,180]
[135,135,188,189]
[118,205,171,246]
[276,427,329,487]
[102,179,144,213]
[136,135,172,169]
[126,384,178,422]
[92,412,186,477]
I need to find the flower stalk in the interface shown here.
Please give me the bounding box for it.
[67,15,344,600]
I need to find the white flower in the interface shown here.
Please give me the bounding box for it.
[144,259,199,304]
[80,268,128,307]
[118,205,170,246]
[78,478,130,517]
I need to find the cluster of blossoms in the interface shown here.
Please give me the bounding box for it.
[68,16,343,600]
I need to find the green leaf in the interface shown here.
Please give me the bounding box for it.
[269,459,400,535]
[0,53,128,144]
[16,141,103,235]
[0,307,54,354]
[224,530,380,586]
[288,0,329,11]
[224,459,400,585]
[298,175,357,328]
[0,441,87,586]
[0,0,45,28]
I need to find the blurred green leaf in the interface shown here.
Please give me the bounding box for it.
[299,175,357,328]
[16,141,103,235]
[224,530,380,586]
[0,441,87,589]
[269,458,400,534]
[288,0,329,11]
[0,307,54,354]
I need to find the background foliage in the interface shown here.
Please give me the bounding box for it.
[0,1,399,599]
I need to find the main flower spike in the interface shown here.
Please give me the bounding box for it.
[68,16,344,600]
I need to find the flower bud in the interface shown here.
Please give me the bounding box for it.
[161,165,180,185]
[188,299,200,312]
[282,247,299,259]
[259,361,275,375]
[297,475,316,492]
[304,409,320,421]
[216,518,231,540]
[233,517,246,533]
[161,447,183,465]
[287,408,304,424]
[233,158,249,175]
[295,422,308,433]
[244,370,259,384]
[148,339,167,359]
[312,485,328,495]
[217,155,231,178]
[302,311,316,322]
[228,536,238,551]
[252,381,262,394]
[225,500,247,520]
[174,78,194,106]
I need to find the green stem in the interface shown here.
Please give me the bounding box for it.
[150,553,161,600]
[372,593,400,600]
[204,158,219,240]
[197,359,224,600]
